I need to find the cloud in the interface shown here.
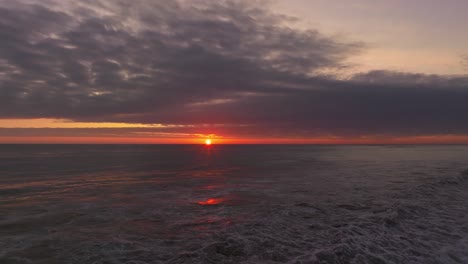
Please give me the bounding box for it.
[0,0,467,138]
[462,54,468,69]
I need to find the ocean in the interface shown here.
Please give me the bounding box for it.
[1,144,467,263]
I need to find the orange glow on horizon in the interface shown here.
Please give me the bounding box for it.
[1,134,468,144]
[205,139,212,145]
[0,118,177,128]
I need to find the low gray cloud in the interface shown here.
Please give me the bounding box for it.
[0,0,467,138]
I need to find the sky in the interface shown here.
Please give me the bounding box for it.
[0,0,467,144]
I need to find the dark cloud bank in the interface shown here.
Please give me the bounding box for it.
[1,0,468,138]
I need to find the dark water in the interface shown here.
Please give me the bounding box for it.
[1,144,468,264]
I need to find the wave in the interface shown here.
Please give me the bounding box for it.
[2,168,468,264]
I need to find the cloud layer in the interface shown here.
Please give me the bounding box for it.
[1,0,467,138]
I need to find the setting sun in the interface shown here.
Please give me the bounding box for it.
[205,139,212,145]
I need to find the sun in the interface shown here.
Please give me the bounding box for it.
[205,139,212,145]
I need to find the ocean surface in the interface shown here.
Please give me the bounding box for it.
[1,144,468,264]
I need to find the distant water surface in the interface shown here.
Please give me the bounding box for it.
[1,145,468,263]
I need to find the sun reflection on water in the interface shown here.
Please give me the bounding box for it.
[197,197,225,205]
